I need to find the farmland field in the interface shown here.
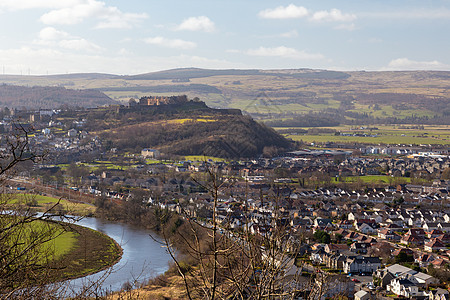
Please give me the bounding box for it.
[10,194,96,215]
[276,125,450,145]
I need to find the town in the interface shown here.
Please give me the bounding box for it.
[2,101,450,299]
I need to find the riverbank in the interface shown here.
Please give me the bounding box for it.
[48,223,122,282]
[3,193,122,287]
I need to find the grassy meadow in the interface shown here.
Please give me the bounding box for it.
[278,124,450,145]
[1,194,121,283]
[9,193,96,215]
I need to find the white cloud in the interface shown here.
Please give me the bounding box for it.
[310,9,356,22]
[95,10,148,29]
[176,16,215,32]
[0,0,148,29]
[363,9,450,19]
[0,0,79,11]
[334,23,356,31]
[245,46,324,60]
[368,37,382,43]
[36,27,102,52]
[39,27,70,40]
[118,48,132,56]
[385,58,448,70]
[40,1,148,28]
[0,47,245,75]
[259,4,308,19]
[144,37,196,49]
[280,30,299,38]
[58,38,102,52]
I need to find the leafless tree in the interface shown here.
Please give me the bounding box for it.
[0,124,103,299]
[156,165,346,300]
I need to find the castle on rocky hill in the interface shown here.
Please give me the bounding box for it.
[137,95,188,106]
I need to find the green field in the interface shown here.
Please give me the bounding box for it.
[286,133,449,145]
[10,194,96,215]
[1,206,121,284]
[343,175,410,184]
[1,217,77,262]
[184,155,227,162]
[277,124,450,145]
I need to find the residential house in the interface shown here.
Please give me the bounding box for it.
[350,242,372,254]
[380,264,438,287]
[430,258,447,269]
[424,238,446,252]
[428,288,449,300]
[415,253,435,267]
[338,220,353,229]
[427,229,445,239]
[391,248,414,258]
[343,255,381,274]
[387,278,419,298]
[345,231,360,240]
[438,223,450,232]
[406,228,426,238]
[325,244,349,254]
[423,222,440,232]
[357,223,377,234]
[354,290,372,300]
[141,148,160,159]
[310,248,325,264]
[437,233,450,244]
[378,228,396,240]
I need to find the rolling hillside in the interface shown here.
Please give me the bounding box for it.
[1,68,450,125]
[57,100,292,158]
[0,84,117,109]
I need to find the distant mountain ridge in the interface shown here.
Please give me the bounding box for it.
[0,68,449,125]
[123,67,350,81]
[0,84,117,109]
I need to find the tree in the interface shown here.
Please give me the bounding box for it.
[156,165,343,299]
[313,230,331,244]
[0,124,102,298]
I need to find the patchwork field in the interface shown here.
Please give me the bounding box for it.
[278,125,450,146]
[1,69,449,125]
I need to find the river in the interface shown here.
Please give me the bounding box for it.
[62,216,172,296]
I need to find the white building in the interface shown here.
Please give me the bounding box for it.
[387,278,419,298]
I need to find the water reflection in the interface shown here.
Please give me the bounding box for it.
[63,216,171,295]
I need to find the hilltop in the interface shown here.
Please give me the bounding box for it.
[57,97,291,158]
[0,84,117,109]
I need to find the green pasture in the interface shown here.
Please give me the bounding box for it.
[286,133,449,145]
[32,220,78,261]
[9,194,96,215]
[342,175,411,184]
[280,124,450,145]
[0,216,77,262]
[57,161,131,172]
[184,155,227,162]
[349,103,437,119]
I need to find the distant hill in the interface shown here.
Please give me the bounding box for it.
[45,73,118,80]
[0,84,117,109]
[124,67,350,81]
[1,68,449,125]
[64,100,292,158]
[124,68,262,80]
[97,84,221,94]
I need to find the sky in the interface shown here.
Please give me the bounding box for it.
[0,0,450,75]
